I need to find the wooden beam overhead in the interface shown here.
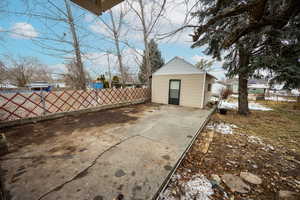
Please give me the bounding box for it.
[71,0,124,15]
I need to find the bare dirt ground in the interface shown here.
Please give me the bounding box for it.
[160,101,300,200]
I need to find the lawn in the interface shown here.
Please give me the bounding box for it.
[160,100,300,200]
[213,101,300,154]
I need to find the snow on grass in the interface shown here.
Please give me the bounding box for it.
[210,96,220,102]
[265,96,296,102]
[207,122,237,135]
[231,94,296,102]
[160,174,214,200]
[219,100,272,111]
[247,135,275,151]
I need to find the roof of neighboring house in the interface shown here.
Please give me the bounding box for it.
[248,84,269,89]
[224,79,239,85]
[248,79,268,85]
[26,82,51,88]
[0,83,17,89]
[153,57,216,79]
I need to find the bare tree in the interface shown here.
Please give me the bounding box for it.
[9,0,91,90]
[126,0,167,86]
[98,7,129,87]
[63,59,91,89]
[64,0,86,90]
[0,61,7,83]
[4,56,52,87]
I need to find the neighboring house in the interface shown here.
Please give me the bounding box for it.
[269,84,294,96]
[0,81,17,89]
[248,83,269,95]
[248,79,269,95]
[26,82,52,91]
[212,81,227,97]
[151,57,216,108]
[52,82,67,89]
[225,79,270,95]
[224,79,239,94]
[123,82,145,88]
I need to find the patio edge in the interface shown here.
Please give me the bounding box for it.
[152,106,217,200]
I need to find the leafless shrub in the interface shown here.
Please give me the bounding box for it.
[220,88,232,100]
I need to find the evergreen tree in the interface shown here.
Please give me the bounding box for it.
[195,59,214,71]
[191,0,300,115]
[251,14,300,91]
[139,39,164,83]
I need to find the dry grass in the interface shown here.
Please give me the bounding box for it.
[212,101,300,154]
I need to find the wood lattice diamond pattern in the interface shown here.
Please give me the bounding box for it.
[0,88,150,121]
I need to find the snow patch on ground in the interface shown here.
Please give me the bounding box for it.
[265,96,296,102]
[160,174,214,200]
[207,122,237,135]
[210,96,220,102]
[247,135,275,151]
[231,94,297,102]
[247,135,265,145]
[219,100,272,111]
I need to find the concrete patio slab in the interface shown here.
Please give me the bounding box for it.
[0,103,213,200]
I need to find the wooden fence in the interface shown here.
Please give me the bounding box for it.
[0,88,150,121]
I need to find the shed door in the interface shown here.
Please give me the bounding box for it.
[169,80,181,105]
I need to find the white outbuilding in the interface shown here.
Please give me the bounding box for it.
[151,57,216,108]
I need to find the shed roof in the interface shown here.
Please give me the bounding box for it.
[153,57,205,76]
[153,57,216,79]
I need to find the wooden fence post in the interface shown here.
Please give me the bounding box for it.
[40,91,46,116]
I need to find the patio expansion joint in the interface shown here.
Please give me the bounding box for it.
[36,134,139,200]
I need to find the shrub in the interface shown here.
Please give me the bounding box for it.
[220,88,232,100]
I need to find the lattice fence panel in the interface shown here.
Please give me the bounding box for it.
[0,88,150,121]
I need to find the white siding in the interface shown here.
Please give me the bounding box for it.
[152,74,206,108]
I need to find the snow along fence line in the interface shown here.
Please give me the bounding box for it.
[0,88,150,122]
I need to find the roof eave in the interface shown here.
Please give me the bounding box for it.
[153,73,205,76]
[71,0,124,15]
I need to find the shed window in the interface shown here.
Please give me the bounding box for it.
[208,84,212,92]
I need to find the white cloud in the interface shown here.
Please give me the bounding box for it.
[10,22,39,39]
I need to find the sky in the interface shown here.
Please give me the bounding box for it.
[0,0,226,80]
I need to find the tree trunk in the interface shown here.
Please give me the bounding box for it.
[238,46,250,115]
[115,38,126,87]
[109,10,126,88]
[238,72,249,115]
[143,38,151,87]
[106,54,112,88]
[138,0,151,87]
[65,0,86,90]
